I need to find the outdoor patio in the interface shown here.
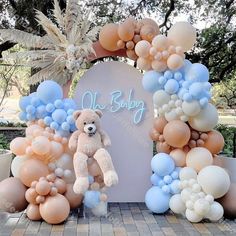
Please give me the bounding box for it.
[1,203,236,236]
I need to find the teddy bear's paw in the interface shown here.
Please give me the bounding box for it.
[104,171,119,187]
[103,139,111,147]
[73,177,89,194]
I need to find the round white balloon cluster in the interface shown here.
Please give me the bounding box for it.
[169,166,230,222]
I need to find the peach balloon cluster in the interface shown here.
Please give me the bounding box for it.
[99,17,159,60]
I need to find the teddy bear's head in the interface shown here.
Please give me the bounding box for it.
[73,109,103,136]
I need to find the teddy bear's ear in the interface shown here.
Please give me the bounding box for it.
[73,110,82,120]
[95,109,103,118]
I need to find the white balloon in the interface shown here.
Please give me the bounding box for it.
[181,188,192,203]
[169,194,186,214]
[206,202,224,221]
[194,198,210,216]
[188,103,218,132]
[185,209,203,223]
[153,90,171,108]
[182,101,201,117]
[197,166,230,199]
[91,201,108,217]
[165,110,178,121]
[186,200,194,210]
[179,167,197,181]
[11,155,29,177]
[56,153,73,170]
[55,167,64,177]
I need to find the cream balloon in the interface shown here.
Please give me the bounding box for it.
[182,101,201,117]
[169,194,186,214]
[179,167,197,181]
[185,209,203,223]
[194,198,210,216]
[56,153,73,170]
[206,202,224,221]
[153,90,171,108]
[188,103,218,132]
[167,22,196,52]
[197,166,230,199]
[11,155,29,177]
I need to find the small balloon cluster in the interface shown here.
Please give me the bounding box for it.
[145,153,181,214]
[19,80,77,137]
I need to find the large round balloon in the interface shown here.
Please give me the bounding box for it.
[10,137,28,156]
[169,194,186,214]
[145,186,170,213]
[163,120,191,148]
[142,70,162,92]
[64,184,83,209]
[11,155,29,177]
[167,22,196,52]
[203,130,224,154]
[26,204,42,221]
[40,194,70,224]
[19,159,49,187]
[186,147,213,172]
[0,177,28,213]
[197,165,230,199]
[188,103,218,132]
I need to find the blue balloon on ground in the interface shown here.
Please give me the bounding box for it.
[164,79,179,94]
[186,63,209,82]
[150,173,162,186]
[19,96,31,111]
[145,186,170,213]
[142,71,163,93]
[52,109,67,124]
[84,191,101,209]
[37,80,63,104]
[151,153,175,176]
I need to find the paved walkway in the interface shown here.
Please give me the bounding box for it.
[1,203,236,236]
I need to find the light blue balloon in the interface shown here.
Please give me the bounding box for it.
[67,109,74,115]
[183,93,193,102]
[63,98,77,110]
[162,185,171,194]
[26,113,35,121]
[50,121,59,130]
[174,72,182,80]
[52,109,67,124]
[61,122,70,131]
[164,79,179,95]
[84,190,101,209]
[88,176,94,184]
[54,99,64,109]
[36,105,47,119]
[46,103,55,113]
[189,82,204,99]
[145,186,170,213]
[158,180,165,187]
[30,97,41,107]
[164,71,173,79]
[163,175,172,184]
[179,59,192,75]
[70,124,77,132]
[26,105,36,115]
[19,112,27,121]
[199,97,208,108]
[66,115,75,125]
[171,171,179,180]
[44,116,53,125]
[19,96,31,111]
[56,129,70,137]
[142,71,163,93]
[37,80,63,104]
[151,153,175,176]
[186,63,209,82]
[150,173,162,186]
[158,76,167,85]
[170,180,181,194]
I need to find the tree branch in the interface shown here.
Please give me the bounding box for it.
[159,0,175,29]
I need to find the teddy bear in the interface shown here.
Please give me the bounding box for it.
[68,109,118,194]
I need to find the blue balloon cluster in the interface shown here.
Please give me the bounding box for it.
[145,153,181,214]
[84,190,101,209]
[142,60,211,108]
[19,81,77,136]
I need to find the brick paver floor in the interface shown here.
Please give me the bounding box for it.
[1,203,236,236]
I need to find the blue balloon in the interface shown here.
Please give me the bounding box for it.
[44,116,53,125]
[84,191,101,208]
[158,180,165,187]
[67,109,74,115]
[50,121,59,130]
[150,173,162,186]
[186,63,209,82]
[61,122,70,131]
[56,129,70,137]
[158,76,167,85]
[164,79,179,94]
[88,176,94,184]
[19,96,31,111]
[171,171,179,180]
[163,175,172,184]
[162,185,171,194]
[46,103,55,113]
[63,98,77,110]
[52,109,67,124]
[164,71,173,79]
[145,186,170,213]
[26,113,35,121]
[174,71,182,80]
[30,97,41,107]
[199,97,208,108]
[142,71,163,93]
[36,105,47,119]
[183,93,193,102]
[19,112,27,121]
[37,80,63,104]
[54,99,64,109]
[66,115,75,125]
[26,105,36,114]
[170,180,181,194]
[151,153,175,176]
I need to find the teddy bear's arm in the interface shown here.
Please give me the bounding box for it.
[68,130,81,151]
[100,130,111,147]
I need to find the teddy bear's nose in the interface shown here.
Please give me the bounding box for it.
[88,127,93,131]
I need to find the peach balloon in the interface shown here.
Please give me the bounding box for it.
[32,136,50,155]
[167,21,196,52]
[36,180,51,196]
[141,18,159,32]
[186,147,213,172]
[54,178,66,194]
[39,194,70,224]
[203,130,224,154]
[152,35,169,50]
[151,60,167,72]
[153,117,168,133]
[99,23,120,51]
[135,40,151,58]
[0,177,28,213]
[118,22,135,42]
[163,120,191,148]
[140,25,158,42]
[64,184,83,209]
[170,149,186,167]
[19,159,49,187]
[10,137,28,156]
[167,54,184,70]
[50,141,64,160]
[26,204,42,220]
[137,57,152,70]
[25,188,38,204]
[156,142,171,154]
[26,125,43,136]
[126,49,138,60]
[149,128,160,141]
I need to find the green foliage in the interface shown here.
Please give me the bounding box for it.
[0,133,9,150]
[0,121,26,127]
[216,124,236,157]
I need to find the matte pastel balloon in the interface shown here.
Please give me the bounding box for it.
[156,142,171,154]
[10,137,28,156]
[167,22,196,52]
[64,184,83,209]
[170,149,186,167]
[39,194,70,224]
[54,178,66,194]
[186,63,209,82]
[118,21,135,42]
[84,190,101,208]
[186,147,213,172]
[26,204,42,220]
[0,177,28,213]
[32,136,50,156]
[167,54,184,70]
[19,159,49,187]
[11,155,29,178]
[153,90,171,108]
[203,130,224,154]
[206,202,224,221]
[179,167,197,181]
[142,70,162,92]
[188,103,218,132]
[153,117,168,133]
[152,35,169,50]
[169,194,186,214]
[197,165,230,199]
[135,40,151,58]
[137,57,152,70]
[25,188,38,204]
[182,100,201,117]
[140,24,159,42]
[149,128,160,141]
[99,23,120,51]
[49,141,64,160]
[185,209,203,223]
[151,60,167,72]
[36,180,51,196]
[163,120,191,148]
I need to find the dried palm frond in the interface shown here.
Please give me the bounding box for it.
[0,0,99,85]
